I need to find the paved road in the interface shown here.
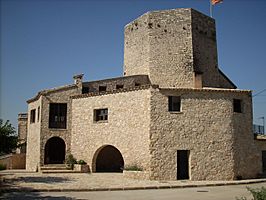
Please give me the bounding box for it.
[1,182,265,200]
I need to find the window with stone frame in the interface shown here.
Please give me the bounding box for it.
[30,109,36,123]
[94,108,108,122]
[168,96,181,112]
[233,99,242,113]
[49,103,67,129]
[37,106,40,122]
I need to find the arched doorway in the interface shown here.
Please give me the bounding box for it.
[94,145,124,172]
[44,137,66,164]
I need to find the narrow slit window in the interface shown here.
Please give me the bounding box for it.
[37,106,40,122]
[30,109,36,123]
[233,99,242,113]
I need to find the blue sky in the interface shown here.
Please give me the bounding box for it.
[1,0,266,131]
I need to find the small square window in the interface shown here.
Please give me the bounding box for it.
[99,86,107,92]
[30,109,36,123]
[169,96,181,112]
[82,87,90,94]
[116,84,124,89]
[94,108,108,122]
[233,99,242,113]
[135,83,141,87]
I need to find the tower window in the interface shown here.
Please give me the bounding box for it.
[233,99,242,113]
[169,96,181,112]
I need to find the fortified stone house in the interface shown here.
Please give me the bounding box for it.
[21,8,266,181]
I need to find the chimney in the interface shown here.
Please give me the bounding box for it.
[18,113,28,141]
[73,74,84,90]
[194,71,203,89]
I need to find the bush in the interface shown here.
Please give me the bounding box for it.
[0,119,18,154]
[236,187,266,200]
[65,154,77,169]
[77,160,87,165]
[0,164,6,170]
[124,164,143,171]
[248,187,266,200]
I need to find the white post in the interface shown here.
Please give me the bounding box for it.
[263,117,265,134]
[210,0,213,17]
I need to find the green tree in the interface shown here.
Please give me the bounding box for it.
[0,119,18,155]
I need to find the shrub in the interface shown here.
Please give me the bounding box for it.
[248,187,266,200]
[65,154,77,169]
[236,187,266,200]
[77,160,87,165]
[0,164,6,170]
[0,119,18,154]
[124,164,143,171]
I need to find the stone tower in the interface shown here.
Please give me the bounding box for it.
[18,113,28,142]
[124,8,235,89]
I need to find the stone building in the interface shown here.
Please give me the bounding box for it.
[17,113,28,154]
[21,8,266,181]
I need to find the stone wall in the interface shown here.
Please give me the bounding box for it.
[231,92,261,178]
[191,10,235,89]
[71,88,151,172]
[0,153,26,169]
[82,75,150,93]
[39,86,81,166]
[255,138,266,151]
[26,97,42,171]
[18,113,28,141]
[149,87,255,181]
[254,137,266,174]
[26,84,81,170]
[124,13,150,77]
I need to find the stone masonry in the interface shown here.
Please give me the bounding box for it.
[124,8,235,89]
[23,8,266,181]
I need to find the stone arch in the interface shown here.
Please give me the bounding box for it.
[92,145,124,172]
[44,136,66,164]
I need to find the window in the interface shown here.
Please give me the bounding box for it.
[30,109,36,123]
[169,96,181,112]
[37,106,40,122]
[116,84,124,89]
[233,99,242,113]
[135,83,141,87]
[49,103,67,129]
[82,87,90,94]
[99,86,107,92]
[94,109,108,122]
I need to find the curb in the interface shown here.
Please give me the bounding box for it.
[1,179,266,193]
